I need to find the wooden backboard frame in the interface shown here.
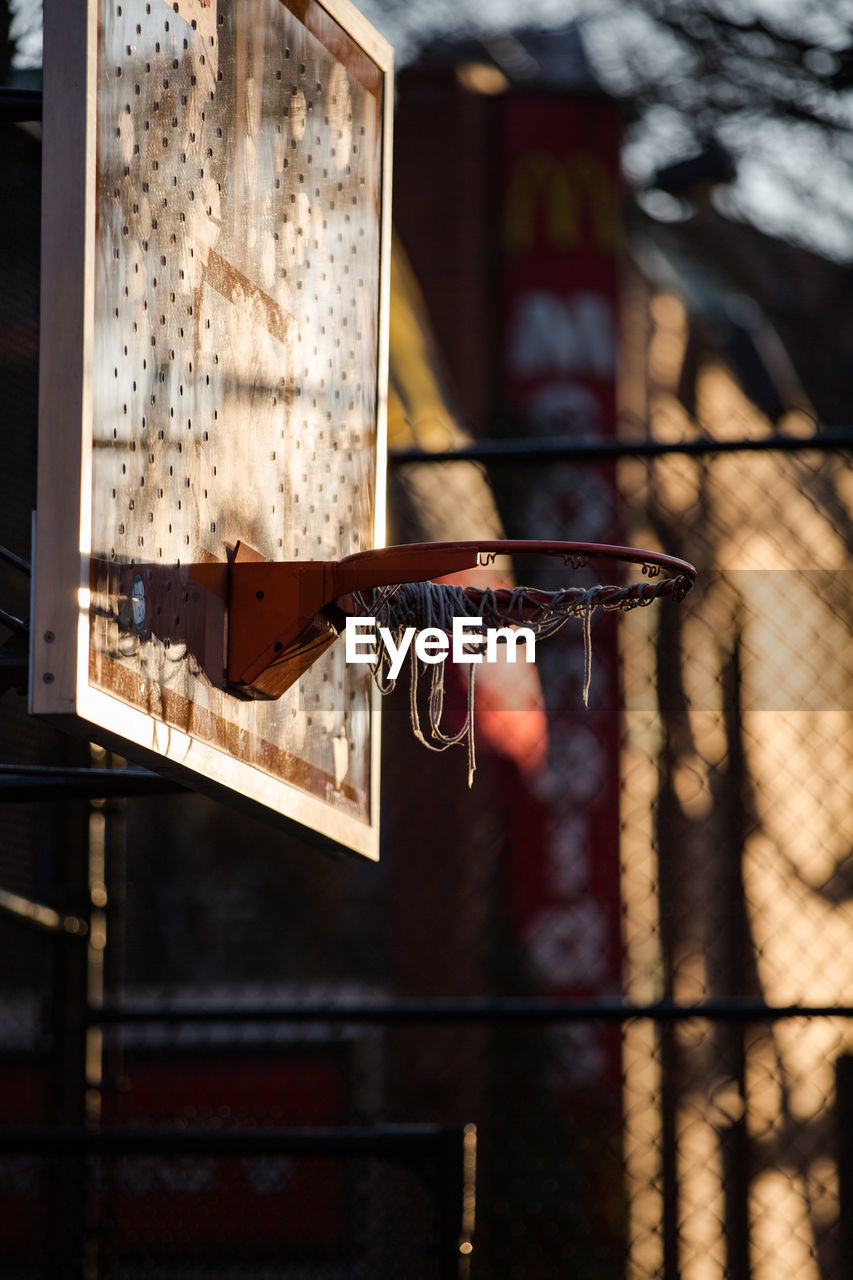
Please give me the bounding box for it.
[31,0,393,858]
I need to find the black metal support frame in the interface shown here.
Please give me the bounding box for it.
[88,997,853,1025]
[388,429,853,466]
[0,1124,474,1280]
[0,85,43,122]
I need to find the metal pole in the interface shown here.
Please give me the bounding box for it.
[46,748,92,1280]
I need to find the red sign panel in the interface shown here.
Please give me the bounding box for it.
[500,95,620,436]
[498,93,623,1078]
[102,1049,351,1259]
[496,91,625,1266]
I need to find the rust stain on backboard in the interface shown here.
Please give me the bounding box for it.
[198,248,294,348]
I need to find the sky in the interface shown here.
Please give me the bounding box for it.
[9,0,853,262]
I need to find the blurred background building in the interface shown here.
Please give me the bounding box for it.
[3,2,853,1277]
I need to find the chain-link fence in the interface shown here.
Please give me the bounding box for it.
[4,434,852,1276]
[4,101,853,1277]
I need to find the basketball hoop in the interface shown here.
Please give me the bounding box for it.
[226,539,696,785]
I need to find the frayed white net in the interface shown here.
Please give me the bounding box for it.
[351,572,687,785]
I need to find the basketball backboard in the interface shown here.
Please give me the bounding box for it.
[31,0,393,858]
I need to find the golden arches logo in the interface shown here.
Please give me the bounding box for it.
[504,151,619,254]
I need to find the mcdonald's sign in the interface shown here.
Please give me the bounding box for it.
[497,94,620,428]
[504,150,619,256]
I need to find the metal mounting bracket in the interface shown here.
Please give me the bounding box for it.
[225,541,480,699]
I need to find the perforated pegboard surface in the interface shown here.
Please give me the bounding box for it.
[39,0,390,853]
